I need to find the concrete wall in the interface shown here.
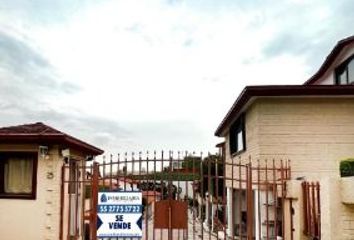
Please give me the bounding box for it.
[223,97,354,239]
[0,144,63,240]
[256,97,354,179]
[0,144,90,240]
[257,97,354,239]
[340,177,354,239]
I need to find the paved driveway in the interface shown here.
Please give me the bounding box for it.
[141,211,220,240]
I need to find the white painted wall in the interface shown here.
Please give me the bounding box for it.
[0,144,93,240]
[0,145,62,240]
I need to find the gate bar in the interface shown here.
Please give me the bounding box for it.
[316,182,321,238]
[222,156,227,240]
[257,160,261,240]
[272,159,278,240]
[153,151,157,240]
[247,160,253,240]
[265,159,269,240]
[237,158,240,240]
[90,162,99,240]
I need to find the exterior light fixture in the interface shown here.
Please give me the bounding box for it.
[39,145,49,158]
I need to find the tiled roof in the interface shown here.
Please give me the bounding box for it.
[0,122,103,155]
[0,122,62,134]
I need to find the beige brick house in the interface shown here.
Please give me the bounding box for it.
[215,36,354,239]
[0,122,103,240]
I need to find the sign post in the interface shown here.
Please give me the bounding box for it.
[97,191,143,238]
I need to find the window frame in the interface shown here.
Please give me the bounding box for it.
[0,152,38,200]
[335,54,354,85]
[68,159,78,194]
[229,114,246,155]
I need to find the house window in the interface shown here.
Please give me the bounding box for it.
[335,56,354,85]
[0,152,37,199]
[229,114,246,155]
[68,159,78,194]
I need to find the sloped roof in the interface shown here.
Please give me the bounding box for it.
[216,36,354,137]
[0,122,62,134]
[0,122,103,155]
[215,85,354,137]
[304,35,354,85]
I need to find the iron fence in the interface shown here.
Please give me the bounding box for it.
[61,151,293,240]
[302,182,321,240]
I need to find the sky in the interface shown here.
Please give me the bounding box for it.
[0,0,353,155]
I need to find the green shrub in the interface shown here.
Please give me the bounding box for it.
[340,159,354,177]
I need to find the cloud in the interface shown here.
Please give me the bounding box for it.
[0,30,80,104]
[0,0,353,154]
[0,0,105,25]
[263,33,310,58]
[260,0,354,73]
[121,120,209,152]
[0,30,87,146]
[0,14,213,153]
[0,31,49,69]
[0,99,210,154]
[183,38,194,47]
[124,23,144,33]
[0,101,132,152]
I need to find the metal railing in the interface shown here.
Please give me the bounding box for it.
[302,182,321,240]
[60,151,292,240]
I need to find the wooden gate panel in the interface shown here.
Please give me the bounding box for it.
[171,200,188,229]
[154,200,169,229]
[154,199,188,229]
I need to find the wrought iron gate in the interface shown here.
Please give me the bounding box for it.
[61,152,292,240]
[302,182,321,239]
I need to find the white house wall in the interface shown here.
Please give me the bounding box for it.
[222,96,354,239]
[256,97,354,239]
[0,144,63,240]
[256,97,354,179]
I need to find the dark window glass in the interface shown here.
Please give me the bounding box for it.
[336,56,354,85]
[348,60,354,84]
[339,71,347,85]
[229,115,246,155]
[69,160,78,194]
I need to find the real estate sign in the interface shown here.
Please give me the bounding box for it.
[97,191,143,238]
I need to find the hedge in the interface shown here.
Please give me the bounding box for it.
[340,158,354,177]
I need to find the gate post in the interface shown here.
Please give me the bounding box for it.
[91,162,99,240]
[246,162,254,240]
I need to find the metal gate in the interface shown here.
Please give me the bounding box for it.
[302,182,321,240]
[60,151,292,240]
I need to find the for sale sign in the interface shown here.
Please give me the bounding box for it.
[97,192,143,238]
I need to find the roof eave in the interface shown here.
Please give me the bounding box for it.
[63,136,104,156]
[0,134,104,156]
[304,35,354,85]
[215,85,354,137]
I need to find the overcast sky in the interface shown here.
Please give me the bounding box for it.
[0,0,353,155]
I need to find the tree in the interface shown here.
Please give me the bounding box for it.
[199,154,224,199]
[181,155,202,171]
[180,154,223,198]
